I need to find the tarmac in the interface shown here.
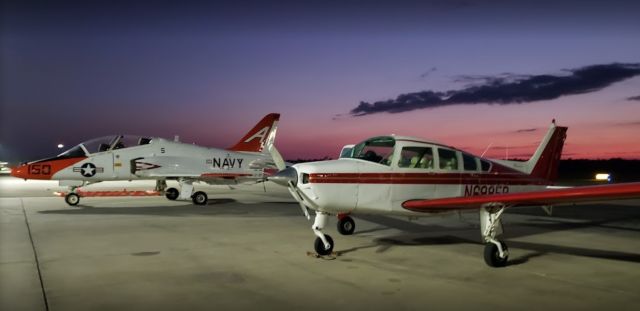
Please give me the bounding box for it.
[1,175,639,310]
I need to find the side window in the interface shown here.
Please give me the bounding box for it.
[481,159,492,172]
[138,137,152,145]
[438,148,459,170]
[397,147,434,169]
[462,153,478,171]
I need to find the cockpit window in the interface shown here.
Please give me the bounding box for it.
[58,145,86,158]
[339,146,354,159]
[398,146,434,169]
[79,136,115,154]
[438,148,459,170]
[70,135,153,155]
[352,137,395,166]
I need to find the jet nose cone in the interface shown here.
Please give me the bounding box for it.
[10,164,27,179]
[268,167,298,187]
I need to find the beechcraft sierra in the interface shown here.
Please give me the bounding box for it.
[11,113,281,206]
[268,121,640,267]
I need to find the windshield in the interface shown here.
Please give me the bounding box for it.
[58,145,87,158]
[339,145,354,158]
[352,136,396,165]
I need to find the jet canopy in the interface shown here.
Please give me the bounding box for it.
[58,135,153,157]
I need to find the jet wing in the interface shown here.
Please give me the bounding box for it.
[402,182,640,212]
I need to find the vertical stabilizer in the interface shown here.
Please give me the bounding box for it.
[491,121,567,182]
[527,122,567,182]
[227,113,280,153]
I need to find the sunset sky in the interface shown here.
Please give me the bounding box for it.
[1,0,639,163]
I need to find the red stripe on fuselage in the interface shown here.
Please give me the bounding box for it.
[308,172,548,185]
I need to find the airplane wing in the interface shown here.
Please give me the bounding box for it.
[402,182,640,212]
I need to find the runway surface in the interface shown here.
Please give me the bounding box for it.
[1,176,639,310]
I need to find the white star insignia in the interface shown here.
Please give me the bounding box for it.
[82,165,95,176]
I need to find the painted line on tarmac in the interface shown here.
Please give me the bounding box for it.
[21,199,50,311]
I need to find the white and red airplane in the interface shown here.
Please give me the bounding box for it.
[268,121,640,267]
[11,113,281,206]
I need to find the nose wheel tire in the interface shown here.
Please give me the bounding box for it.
[192,191,208,205]
[65,193,80,206]
[337,216,356,235]
[314,234,334,256]
[483,241,509,267]
[165,188,179,200]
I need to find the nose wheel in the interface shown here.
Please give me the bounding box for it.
[314,235,334,255]
[65,193,80,206]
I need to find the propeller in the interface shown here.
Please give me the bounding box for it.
[268,144,311,219]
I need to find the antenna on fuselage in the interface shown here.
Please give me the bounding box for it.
[174,135,180,142]
[480,142,493,158]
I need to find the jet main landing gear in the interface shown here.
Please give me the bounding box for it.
[191,191,208,205]
[165,188,179,200]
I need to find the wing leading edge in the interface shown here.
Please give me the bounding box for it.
[402,182,640,212]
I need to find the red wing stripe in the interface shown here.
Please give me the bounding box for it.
[402,182,640,212]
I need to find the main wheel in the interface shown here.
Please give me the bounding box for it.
[483,241,509,267]
[192,191,208,205]
[65,193,80,206]
[337,216,356,235]
[314,234,334,256]
[165,188,179,200]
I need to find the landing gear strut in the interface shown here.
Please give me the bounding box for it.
[312,212,334,255]
[480,205,509,267]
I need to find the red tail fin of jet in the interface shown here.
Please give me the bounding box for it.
[228,113,280,153]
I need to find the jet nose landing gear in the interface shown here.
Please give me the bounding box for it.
[65,193,80,206]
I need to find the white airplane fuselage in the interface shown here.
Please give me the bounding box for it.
[49,138,273,184]
[292,157,548,218]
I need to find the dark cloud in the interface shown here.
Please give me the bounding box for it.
[350,63,640,116]
[515,128,538,133]
[627,95,640,101]
[419,67,437,78]
[616,121,640,126]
